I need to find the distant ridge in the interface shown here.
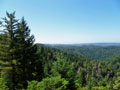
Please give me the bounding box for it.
[45,43,120,47]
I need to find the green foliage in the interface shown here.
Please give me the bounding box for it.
[0,12,19,90]
[14,17,39,89]
[92,86,109,90]
[76,87,87,90]
[98,78,108,86]
[51,59,77,90]
[78,69,86,87]
[52,45,120,60]
[77,86,109,90]
[25,80,38,90]
[0,78,9,90]
[113,77,120,89]
[113,70,120,90]
[36,45,120,90]
[0,12,39,89]
[26,76,68,90]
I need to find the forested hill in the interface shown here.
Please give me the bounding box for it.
[46,44,120,60]
[36,44,120,88]
[35,44,120,90]
[36,44,88,62]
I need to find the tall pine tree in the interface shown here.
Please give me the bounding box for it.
[14,17,38,89]
[0,12,39,89]
[0,12,18,90]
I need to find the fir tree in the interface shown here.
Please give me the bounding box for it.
[14,17,38,89]
[0,12,18,90]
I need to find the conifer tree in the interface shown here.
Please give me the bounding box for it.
[0,12,39,90]
[14,17,38,89]
[0,12,18,90]
[0,30,11,90]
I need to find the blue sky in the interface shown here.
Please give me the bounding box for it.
[0,0,120,44]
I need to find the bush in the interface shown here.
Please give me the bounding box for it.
[92,86,109,90]
[26,76,68,90]
[0,78,9,90]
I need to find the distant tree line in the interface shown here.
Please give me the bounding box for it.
[51,45,120,60]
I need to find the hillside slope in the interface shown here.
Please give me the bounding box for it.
[47,45,120,60]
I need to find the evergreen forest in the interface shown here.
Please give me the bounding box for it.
[0,12,120,90]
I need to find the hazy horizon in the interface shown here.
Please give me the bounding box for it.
[36,42,120,45]
[1,0,120,44]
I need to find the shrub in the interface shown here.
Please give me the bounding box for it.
[26,76,68,90]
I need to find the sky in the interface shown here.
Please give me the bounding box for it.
[0,0,120,44]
